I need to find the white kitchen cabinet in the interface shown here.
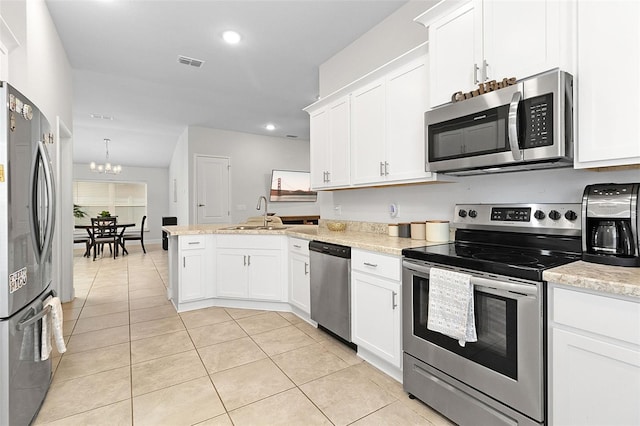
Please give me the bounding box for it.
[351,249,402,370]
[549,285,640,425]
[351,56,432,186]
[423,0,566,107]
[215,235,286,302]
[178,235,212,303]
[574,0,640,168]
[309,96,350,189]
[288,238,310,314]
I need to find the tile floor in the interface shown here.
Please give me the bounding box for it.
[35,244,454,425]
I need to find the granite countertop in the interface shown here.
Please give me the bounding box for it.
[544,261,640,300]
[162,224,445,256]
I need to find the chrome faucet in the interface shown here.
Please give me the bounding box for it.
[256,195,268,226]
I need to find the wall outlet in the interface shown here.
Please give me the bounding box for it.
[236,204,246,211]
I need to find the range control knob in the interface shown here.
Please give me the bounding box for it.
[565,210,578,221]
[549,210,561,221]
[468,209,478,218]
[534,210,546,220]
[458,209,467,218]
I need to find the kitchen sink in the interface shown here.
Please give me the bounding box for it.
[256,225,288,230]
[220,225,288,231]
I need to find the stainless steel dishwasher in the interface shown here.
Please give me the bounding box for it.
[309,241,351,342]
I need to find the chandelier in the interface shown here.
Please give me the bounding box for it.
[90,138,122,174]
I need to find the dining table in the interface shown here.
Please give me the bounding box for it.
[74,223,135,258]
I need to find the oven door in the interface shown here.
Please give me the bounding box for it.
[402,259,544,422]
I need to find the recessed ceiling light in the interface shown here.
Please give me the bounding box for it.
[265,123,276,131]
[222,30,241,45]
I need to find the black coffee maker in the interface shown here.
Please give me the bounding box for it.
[582,183,640,267]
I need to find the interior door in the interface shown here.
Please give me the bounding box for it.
[195,155,230,224]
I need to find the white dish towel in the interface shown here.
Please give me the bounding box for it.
[41,297,67,361]
[427,267,477,347]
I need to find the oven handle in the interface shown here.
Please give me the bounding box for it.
[403,260,538,296]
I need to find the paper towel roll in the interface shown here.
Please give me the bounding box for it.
[426,220,450,242]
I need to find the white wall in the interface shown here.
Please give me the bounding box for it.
[73,164,170,243]
[319,0,434,96]
[187,126,320,224]
[168,127,190,225]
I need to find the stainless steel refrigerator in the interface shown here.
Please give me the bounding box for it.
[0,82,56,426]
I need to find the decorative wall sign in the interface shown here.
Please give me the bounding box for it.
[451,77,517,102]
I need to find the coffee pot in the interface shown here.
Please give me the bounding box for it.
[582,183,640,267]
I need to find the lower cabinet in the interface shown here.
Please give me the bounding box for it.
[549,284,640,425]
[216,235,286,302]
[178,235,213,303]
[351,249,402,369]
[288,238,310,314]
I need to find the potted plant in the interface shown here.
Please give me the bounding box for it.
[99,210,112,218]
[73,204,87,218]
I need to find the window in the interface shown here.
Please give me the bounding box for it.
[73,181,148,230]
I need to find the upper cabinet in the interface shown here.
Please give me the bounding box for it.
[573,0,640,168]
[419,0,569,108]
[351,56,433,186]
[305,44,435,190]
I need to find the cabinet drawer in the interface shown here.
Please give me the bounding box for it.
[180,235,206,250]
[352,249,401,281]
[217,234,282,249]
[551,286,640,345]
[288,238,310,256]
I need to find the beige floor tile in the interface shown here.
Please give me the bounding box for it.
[53,343,130,382]
[37,400,132,426]
[66,325,130,354]
[300,366,397,425]
[229,388,331,426]
[295,321,333,342]
[236,311,291,335]
[131,349,207,396]
[61,297,86,310]
[198,337,267,374]
[224,307,265,319]
[61,307,82,321]
[35,366,130,424]
[187,320,247,348]
[321,338,363,366]
[251,325,316,356]
[73,311,129,334]
[79,301,129,319]
[131,330,194,364]
[130,304,177,324]
[195,414,234,425]
[83,292,129,308]
[399,397,456,426]
[271,343,349,385]
[129,315,185,340]
[129,286,166,300]
[129,294,170,311]
[180,306,232,329]
[133,377,225,426]
[62,319,76,337]
[211,358,294,411]
[352,400,434,425]
[277,311,304,324]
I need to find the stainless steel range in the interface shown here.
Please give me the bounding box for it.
[402,203,582,426]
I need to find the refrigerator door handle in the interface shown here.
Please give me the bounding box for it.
[40,141,56,262]
[16,289,56,331]
[28,141,56,262]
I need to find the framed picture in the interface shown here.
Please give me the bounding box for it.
[269,170,317,202]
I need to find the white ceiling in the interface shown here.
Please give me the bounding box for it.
[45,0,409,168]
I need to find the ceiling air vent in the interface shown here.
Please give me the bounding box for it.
[177,55,205,68]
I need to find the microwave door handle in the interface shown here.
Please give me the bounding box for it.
[508,91,522,161]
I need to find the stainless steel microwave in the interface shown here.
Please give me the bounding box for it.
[425,69,573,175]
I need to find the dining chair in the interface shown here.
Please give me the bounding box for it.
[122,215,147,254]
[90,217,119,260]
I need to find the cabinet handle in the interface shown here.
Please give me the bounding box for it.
[474,63,480,84]
[392,291,397,309]
[188,241,200,245]
[380,162,385,176]
[243,255,247,266]
[304,262,309,275]
[363,262,378,268]
[483,59,489,81]
[326,171,330,182]
[384,161,389,176]
[247,255,251,266]
[198,204,205,207]
[183,257,185,268]
[293,244,301,249]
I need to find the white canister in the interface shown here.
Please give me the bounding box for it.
[388,224,399,237]
[411,222,426,240]
[426,220,450,242]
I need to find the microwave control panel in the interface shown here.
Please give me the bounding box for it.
[521,93,553,149]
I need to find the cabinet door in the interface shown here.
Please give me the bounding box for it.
[574,0,640,167]
[180,251,206,302]
[216,249,248,299]
[483,0,560,83]
[351,79,386,185]
[247,250,283,301]
[551,328,640,425]
[327,96,351,187]
[351,271,401,367]
[429,2,481,107]
[309,108,330,189]
[386,57,431,182]
[289,252,310,313]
